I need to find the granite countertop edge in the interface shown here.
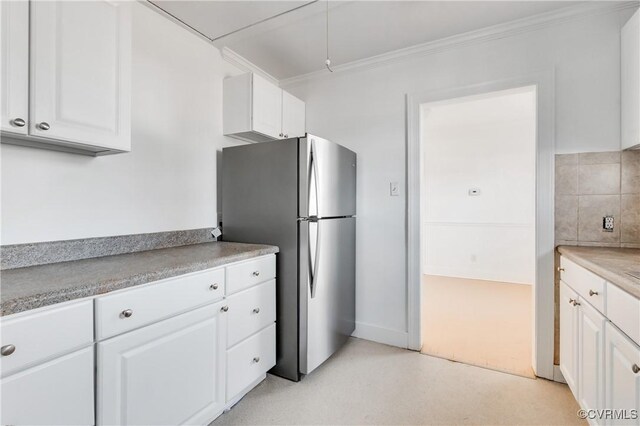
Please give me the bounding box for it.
[557,246,640,299]
[1,243,279,317]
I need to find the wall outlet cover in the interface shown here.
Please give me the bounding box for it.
[603,216,614,232]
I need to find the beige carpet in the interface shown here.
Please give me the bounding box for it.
[212,338,582,425]
[421,275,534,378]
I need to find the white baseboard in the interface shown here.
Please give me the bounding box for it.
[352,321,408,349]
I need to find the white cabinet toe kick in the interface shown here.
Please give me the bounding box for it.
[0,254,277,426]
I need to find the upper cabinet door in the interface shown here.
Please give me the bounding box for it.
[0,0,29,136]
[251,73,282,140]
[282,90,305,139]
[30,1,131,151]
[622,9,639,150]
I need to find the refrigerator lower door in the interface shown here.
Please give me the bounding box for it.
[299,217,356,375]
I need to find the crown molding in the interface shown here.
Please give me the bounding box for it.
[222,47,280,85]
[280,1,639,88]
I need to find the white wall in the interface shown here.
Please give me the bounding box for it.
[422,88,536,285]
[0,3,244,245]
[285,9,633,346]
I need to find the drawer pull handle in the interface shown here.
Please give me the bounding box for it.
[221,306,229,312]
[210,283,219,290]
[558,267,565,272]
[633,364,640,374]
[253,357,260,363]
[589,290,599,296]
[1,344,16,356]
[253,308,260,314]
[120,309,133,318]
[252,271,260,277]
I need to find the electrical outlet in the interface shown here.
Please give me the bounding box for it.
[603,216,614,232]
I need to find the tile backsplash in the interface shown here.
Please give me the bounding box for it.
[555,150,640,248]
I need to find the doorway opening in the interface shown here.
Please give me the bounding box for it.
[419,86,537,378]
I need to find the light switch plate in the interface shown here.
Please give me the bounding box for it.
[390,182,399,196]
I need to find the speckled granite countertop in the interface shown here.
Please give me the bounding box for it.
[0,242,278,316]
[557,246,640,299]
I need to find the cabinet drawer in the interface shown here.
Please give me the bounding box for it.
[226,255,276,295]
[1,346,94,426]
[560,257,606,314]
[227,280,276,347]
[0,300,93,377]
[607,282,640,346]
[96,267,225,340]
[227,323,276,400]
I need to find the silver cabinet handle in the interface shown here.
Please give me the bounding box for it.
[279,133,283,137]
[253,357,260,363]
[633,364,640,374]
[120,309,133,318]
[253,308,260,314]
[557,267,565,272]
[221,305,229,312]
[572,300,581,306]
[1,344,16,356]
[11,118,25,127]
[568,298,575,305]
[38,122,50,131]
[589,290,599,296]
[284,134,288,138]
[210,283,219,290]
[252,271,260,277]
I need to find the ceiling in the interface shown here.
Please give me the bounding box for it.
[154,1,588,80]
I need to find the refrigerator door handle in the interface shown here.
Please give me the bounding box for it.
[308,220,320,298]
[309,139,320,218]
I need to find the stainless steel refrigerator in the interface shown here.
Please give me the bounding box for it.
[222,135,356,381]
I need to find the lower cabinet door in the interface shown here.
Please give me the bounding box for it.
[560,280,580,394]
[605,323,640,426]
[577,299,606,420]
[97,303,226,425]
[227,323,276,401]
[0,346,94,425]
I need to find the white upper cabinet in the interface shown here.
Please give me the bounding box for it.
[0,0,29,136]
[1,0,131,155]
[622,9,639,150]
[282,90,306,139]
[224,72,305,143]
[252,73,283,140]
[30,1,131,153]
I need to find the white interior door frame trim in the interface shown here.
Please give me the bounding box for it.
[406,70,556,380]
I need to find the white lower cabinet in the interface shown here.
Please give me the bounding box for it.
[560,255,640,425]
[605,323,640,426]
[577,299,606,416]
[97,302,227,426]
[227,323,276,400]
[560,280,579,394]
[0,346,95,425]
[0,254,277,425]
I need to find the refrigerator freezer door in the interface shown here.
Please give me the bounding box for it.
[299,217,356,375]
[299,135,357,219]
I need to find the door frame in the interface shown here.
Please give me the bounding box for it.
[405,71,556,380]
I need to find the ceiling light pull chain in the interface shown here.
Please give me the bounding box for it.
[325,0,333,72]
